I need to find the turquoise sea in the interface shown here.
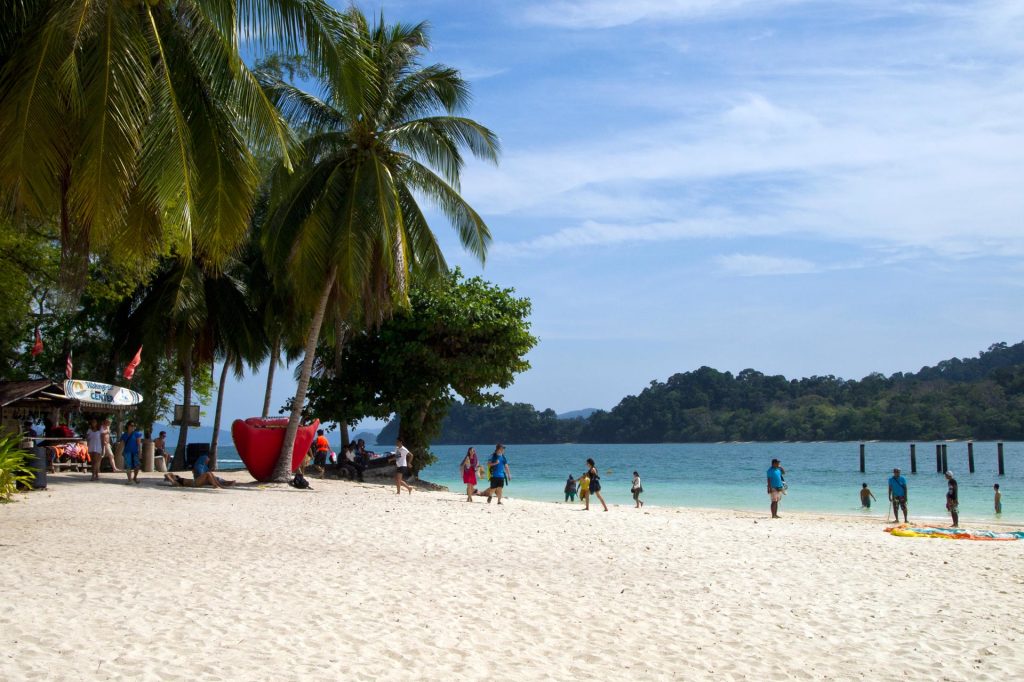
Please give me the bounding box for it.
[215,441,1022,524]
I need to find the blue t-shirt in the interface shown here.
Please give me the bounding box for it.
[767,466,784,489]
[193,454,210,476]
[889,475,907,497]
[120,431,142,456]
[490,454,507,479]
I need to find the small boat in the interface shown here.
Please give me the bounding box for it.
[231,418,320,482]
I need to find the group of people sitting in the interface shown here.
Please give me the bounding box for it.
[311,430,372,481]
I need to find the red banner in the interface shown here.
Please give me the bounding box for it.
[31,328,43,357]
[123,345,143,380]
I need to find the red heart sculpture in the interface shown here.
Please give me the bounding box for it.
[231,418,320,482]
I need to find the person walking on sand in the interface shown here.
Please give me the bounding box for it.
[767,458,785,518]
[945,471,959,527]
[394,438,414,495]
[888,467,908,524]
[582,458,608,511]
[994,484,1002,515]
[860,482,876,509]
[461,447,478,502]
[99,419,119,473]
[483,444,510,504]
[564,474,577,503]
[632,470,644,508]
[119,421,143,484]
[87,419,104,481]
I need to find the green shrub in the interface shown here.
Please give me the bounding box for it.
[0,430,36,503]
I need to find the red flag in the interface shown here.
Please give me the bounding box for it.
[123,345,143,380]
[65,350,73,380]
[31,328,43,357]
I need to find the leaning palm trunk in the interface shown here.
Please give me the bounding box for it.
[262,334,280,418]
[173,351,193,467]
[210,358,230,470]
[273,267,336,481]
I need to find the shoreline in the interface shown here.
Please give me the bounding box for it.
[4,472,1023,680]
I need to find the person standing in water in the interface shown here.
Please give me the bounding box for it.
[860,483,876,509]
[582,458,608,512]
[766,458,785,519]
[994,484,1002,515]
[564,474,577,503]
[632,470,644,508]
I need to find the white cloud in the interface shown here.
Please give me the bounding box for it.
[522,0,802,29]
[715,253,819,276]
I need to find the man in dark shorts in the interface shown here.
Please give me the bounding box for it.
[483,444,510,505]
[945,471,959,527]
[888,467,909,523]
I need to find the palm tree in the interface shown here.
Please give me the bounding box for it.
[260,12,500,480]
[121,255,258,466]
[0,0,356,288]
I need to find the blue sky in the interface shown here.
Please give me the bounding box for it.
[219,0,1024,433]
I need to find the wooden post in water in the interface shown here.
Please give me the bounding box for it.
[967,442,975,474]
[859,443,865,473]
[998,442,1005,476]
[935,444,942,473]
[941,443,948,473]
[910,443,917,474]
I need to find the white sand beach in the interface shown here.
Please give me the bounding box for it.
[2,472,1023,681]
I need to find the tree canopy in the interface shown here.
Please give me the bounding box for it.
[406,341,1024,444]
[306,269,535,469]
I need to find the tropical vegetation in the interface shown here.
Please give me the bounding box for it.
[0,6,519,478]
[304,269,535,471]
[408,341,1024,444]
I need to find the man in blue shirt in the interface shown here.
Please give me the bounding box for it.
[119,421,143,485]
[766,458,785,518]
[483,444,511,505]
[888,468,909,523]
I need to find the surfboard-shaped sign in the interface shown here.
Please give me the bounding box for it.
[64,380,143,408]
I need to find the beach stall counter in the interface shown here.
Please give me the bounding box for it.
[0,379,144,487]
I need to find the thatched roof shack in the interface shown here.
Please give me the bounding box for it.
[0,380,143,434]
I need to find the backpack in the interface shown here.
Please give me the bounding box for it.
[290,471,311,490]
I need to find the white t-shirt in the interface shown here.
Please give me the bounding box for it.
[395,446,411,468]
[86,428,103,453]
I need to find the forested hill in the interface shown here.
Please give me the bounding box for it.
[420,341,1024,444]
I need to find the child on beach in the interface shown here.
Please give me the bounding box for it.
[860,483,876,509]
[632,471,644,508]
[578,470,590,505]
[564,474,577,502]
[994,484,1002,514]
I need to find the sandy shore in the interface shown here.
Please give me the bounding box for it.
[2,472,1023,681]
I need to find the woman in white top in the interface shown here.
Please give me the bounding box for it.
[631,471,644,508]
[87,419,104,480]
[393,438,414,495]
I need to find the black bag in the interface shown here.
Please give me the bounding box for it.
[290,471,311,489]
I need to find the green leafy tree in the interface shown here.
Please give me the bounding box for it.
[0,0,355,287]
[306,270,535,471]
[260,12,500,480]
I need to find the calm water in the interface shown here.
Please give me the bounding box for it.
[421,442,1022,524]
[214,441,1021,524]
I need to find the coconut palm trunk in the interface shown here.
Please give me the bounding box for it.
[174,350,193,466]
[262,334,280,418]
[273,267,336,481]
[210,358,230,470]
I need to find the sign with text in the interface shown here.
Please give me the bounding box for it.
[64,380,143,408]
